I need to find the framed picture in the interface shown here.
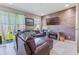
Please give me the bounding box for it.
[25,18,34,26]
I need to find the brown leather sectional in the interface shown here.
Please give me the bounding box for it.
[15,33,53,55]
[24,37,53,55]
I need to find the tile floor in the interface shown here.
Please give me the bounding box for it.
[0,39,77,55]
[50,40,77,55]
[0,42,16,55]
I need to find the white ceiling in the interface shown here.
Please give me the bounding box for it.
[0,3,76,16]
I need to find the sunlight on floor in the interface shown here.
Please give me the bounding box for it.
[0,42,16,55]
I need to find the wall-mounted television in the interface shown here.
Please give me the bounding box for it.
[25,18,34,26]
[46,17,60,25]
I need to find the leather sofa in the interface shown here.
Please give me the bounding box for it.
[15,33,53,55]
[24,36,53,55]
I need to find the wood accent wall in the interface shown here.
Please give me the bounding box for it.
[41,7,76,41]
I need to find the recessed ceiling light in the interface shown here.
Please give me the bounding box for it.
[65,4,69,7]
[8,3,13,5]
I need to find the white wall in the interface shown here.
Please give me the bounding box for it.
[76,4,79,53]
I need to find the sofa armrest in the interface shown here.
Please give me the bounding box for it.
[34,38,53,55]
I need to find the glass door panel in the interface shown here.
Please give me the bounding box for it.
[0,11,25,44]
[16,14,25,31]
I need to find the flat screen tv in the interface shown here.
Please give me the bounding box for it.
[25,18,34,26]
[46,17,60,25]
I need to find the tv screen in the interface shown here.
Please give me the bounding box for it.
[25,18,34,26]
[46,17,60,25]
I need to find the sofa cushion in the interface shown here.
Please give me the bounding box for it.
[35,37,53,55]
[26,37,36,54]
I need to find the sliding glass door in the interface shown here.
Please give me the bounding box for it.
[0,11,25,43]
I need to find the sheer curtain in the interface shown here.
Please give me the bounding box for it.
[16,14,25,31]
[0,11,25,42]
[0,11,8,41]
